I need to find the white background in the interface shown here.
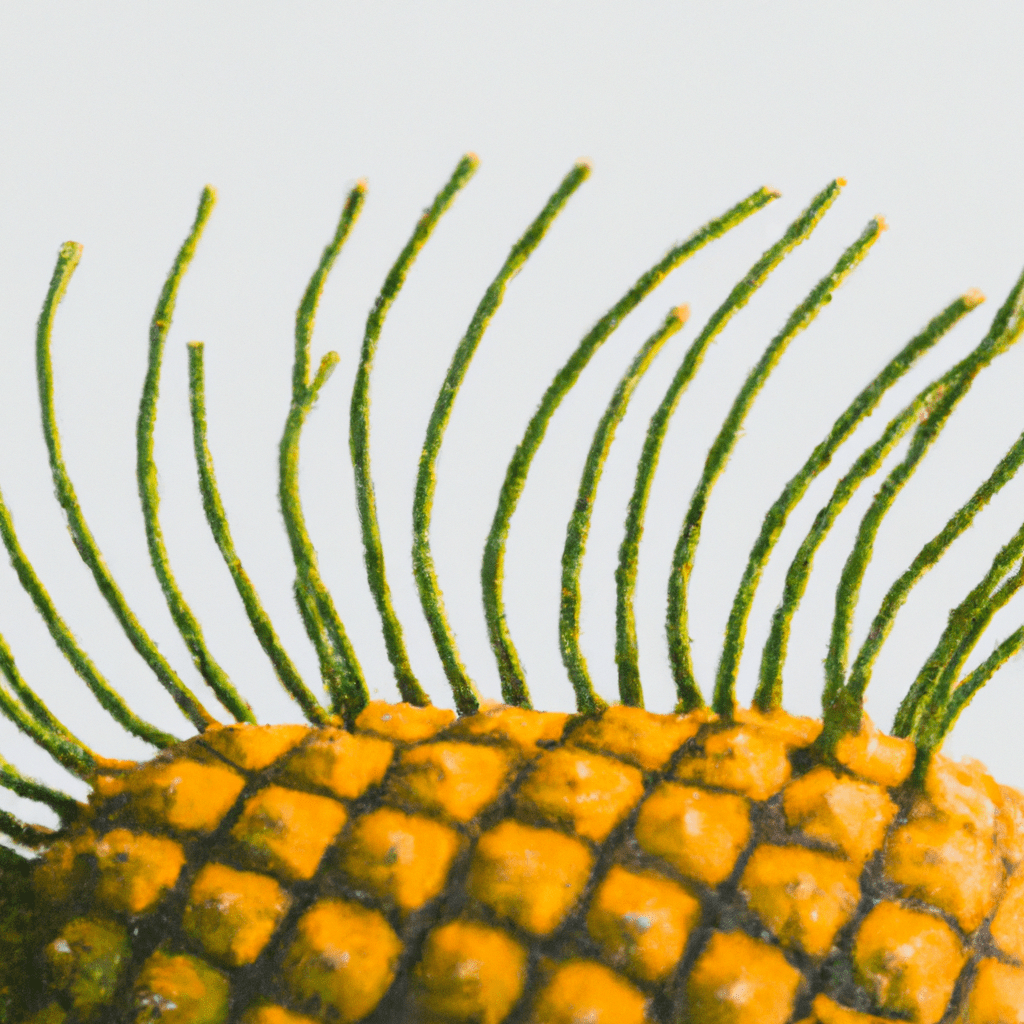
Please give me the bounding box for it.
[2,3,1024,840]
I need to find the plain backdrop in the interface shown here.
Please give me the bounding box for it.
[2,3,1024,842]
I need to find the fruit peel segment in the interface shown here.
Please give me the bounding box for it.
[182,862,291,967]
[277,727,393,801]
[783,767,898,865]
[387,741,517,823]
[528,959,649,1024]
[515,747,644,842]
[33,829,99,906]
[283,898,401,1024]
[96,757,246,834]
[94,828,186,915]
[833,714,915,788]
[996,784,1024,866]
[468,819,593,936]
[21,1004,68,1024]
[132,949,231,1024]
[45,916,130,1019]
[634,781,751,887]
[990,864,1024,961]
[733,705,823,749]
[739,844,860,957]
[443,703,570,752]
[801,992,899,1024]
[852,901,966,1024]
[920,752,1004,836]
[412,919,528,1024]
[198,723,311,772]
[567,705,710,771]
[685,930,803,1024]
[585,864,701,982]
[340,806,463,914]
[674,725,791,801]
[230,785,347,881]
[238,1006,320,1024]
[956,958,1024,1024]
[354,700,455,742]
[884,815,1004,933]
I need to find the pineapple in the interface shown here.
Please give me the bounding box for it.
[3,156,1024,1023]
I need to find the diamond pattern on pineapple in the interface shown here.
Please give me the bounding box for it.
[956,958,1024,1024]
[528,960,649,1024]
[996,784,1024,865]
[674,724,792,800]
[468,819,593,936]
[23,1004,69,1024]
[102,757,246,833]
[990,865,1024,961]
[515,747,644,841]
[852,901,966,1024]
[21,703,1024,1022]
[832,714,915,787]
[45,917,130,1020]
[733,705,823,748]
[282,898,401,1023]
[93,829,186,915]
[921,753,1004,835]
[33,830,99,907]
[634,781,751,886]
[354,699,456,741]
[884,817,1004,932]
[132,950,230,1024]
[181,863,291,967]
[739,844,860,957]
[685,930,803,1024]
[276,727,393,800]
[230,784,347,881]
[585,864,701,982]
[339,806,463,913]
[198,723,311,772]
[411,919,528,1024]
[238,1007,319,1024]
[801,992,897,1023]
[782,767,898,864]
[444,704,570,753]
[567,705,706,770]
[387,741,517,822]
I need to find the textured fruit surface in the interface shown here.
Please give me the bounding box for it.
[21,700,1024,1023]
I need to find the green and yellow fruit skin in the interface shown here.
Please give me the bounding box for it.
[18,700,1024,1024]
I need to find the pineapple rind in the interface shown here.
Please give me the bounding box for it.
[20,702,1024,1023]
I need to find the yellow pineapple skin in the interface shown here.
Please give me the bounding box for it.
[20,701,1024,1024]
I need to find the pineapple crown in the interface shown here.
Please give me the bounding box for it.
[2,156,1024,858]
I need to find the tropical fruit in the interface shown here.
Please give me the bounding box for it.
[3,158,1024,1023]
[21,699,1024,1024]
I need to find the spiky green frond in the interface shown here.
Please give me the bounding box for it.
[2,160,1023,869]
